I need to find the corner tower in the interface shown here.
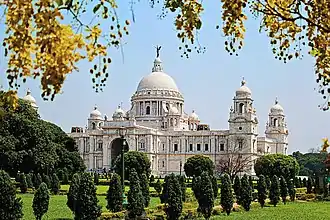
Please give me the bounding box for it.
[265,98,289,154]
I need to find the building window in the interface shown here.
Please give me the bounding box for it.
[220,143,225,151]
[162,161,165,167]
[174,144,178,152]
[92,122,96,130]
[97,142,103,151]
[189,144,193,151]
[239,103,245,113]
[163,144,165,151]
[204,144,209,151]
[146,106,151,115]
[239,126,242,131]
[139,141,145,150]
[197,144,201,151]
[238,140,243,150]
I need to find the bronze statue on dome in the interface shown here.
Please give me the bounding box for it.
[155,45,161,58]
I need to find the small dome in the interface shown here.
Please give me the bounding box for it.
[270,98,284,114]
[169,105,179,115]
[23,89,38,108]
[136,57,179,92]
[90,105,102,120]
[113,105,126,119]
[189,110,199,121]
[236,78,252,97]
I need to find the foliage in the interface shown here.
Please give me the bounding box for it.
[33,173,42,189]
[114,151,151,181]
[94,172,99,185]
[150,175,155,183]
[0,97,85,176]
[141,173,150,207]
[0,170,23,219]
[240,174,252,211]
[184,155,214,177]
[166,174,183,220]
[32,182,50,220]
[254,154,299,181]
[67,173,80,214]
[62,169,69,185]
[295,177,301,188]
[211,175,218,199]
[160,175,169,204]
[269,175,280,207]
[19,173,28,193]
[233,176,241,204]
[249,176,253,189]
[74,173,102,220]
[106,173,123,212]
[42,174,52,189]
[178,175,186,202]
[280,176,288,204]
[220,174,233,216]
[303,178,307,187]
[292,151,327,176]
[127,168,144,219]
[307,177,313,194]
[51,173,60,195]
[26,173,34,188]
[265,176,271,191]
[287,179,296,202]
[192,175,202,201]
[197,172,214,220]
[257,175,267,208]
[154,179,162,196]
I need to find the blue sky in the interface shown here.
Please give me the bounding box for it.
[0,1,329,153]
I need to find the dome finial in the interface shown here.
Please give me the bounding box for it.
[241,77,246,86]
[275,97,278,104]
[94,104,97,110]
[26,88,31,95]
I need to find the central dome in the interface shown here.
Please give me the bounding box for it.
[136,57,179,92]
[137,71,179,92]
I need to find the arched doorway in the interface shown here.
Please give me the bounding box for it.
[110,138,129,168]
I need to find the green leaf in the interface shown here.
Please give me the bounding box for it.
[55,0,63,6]
[93,4,102,14]
[196,20,202,30]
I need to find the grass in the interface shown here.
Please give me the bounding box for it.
[18,191,330,220]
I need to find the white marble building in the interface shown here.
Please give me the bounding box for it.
[19,53,283,177]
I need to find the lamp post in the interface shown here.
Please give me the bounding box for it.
[179,161,182,176]
[118,127,128,207]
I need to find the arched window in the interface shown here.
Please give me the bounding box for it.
[239,103,245,113]
[274,118,278,127]
[92,122,96,130]
[146,106,151,115]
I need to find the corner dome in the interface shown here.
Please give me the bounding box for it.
[189,110,199,121]
[113,105,126,120]
[136,57,179,92]
[23,89,38,108]
[236,78,252,97]
[90,105,102,120]
[270,98,284,114]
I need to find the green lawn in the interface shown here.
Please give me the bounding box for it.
[18,192,330,220]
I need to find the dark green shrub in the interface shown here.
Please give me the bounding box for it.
[160,176,169,204]
[67,173,80,213]
[211,175,218,199]
[127,169,144,219]
[33,182,50,220]
[197,172,214,219]
[141,173,150,207]
[93,172,99,185]
[307,177,313,194]
[257,175,267,208]
[106,173,123,212]
[192,176,202,201]
[265,176,271,191]
[248,176,253,189]
[42,174,52,189]
[0,170,23,219]
[51,173,60,195]
[26,173,34,188]
[269,175,280,207]
[34,173,42,188]
[220,174,233,216]
[19,173,28,194]
[288,179,296,201]
[62,170,69,185]
[74,173,102,220]
[233,176,241,204]
[154,179,162,196]
[179,175,187,202]
[240,174,252,211]
[166,174,182,220]
[150,175,155,183]
[280,176,288,204]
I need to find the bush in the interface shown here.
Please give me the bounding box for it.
[67,173,80,213]
[257,175,267,208]
[240,174,252,211]
[106,173,123,212]
[150,175,155,183]
[94,172,99,185]
[74,173,102,220]
[160,176,169,204]
[26,173,34,188]
[141,173,150,207]
[179,176,186,202]
[220,174,233,216]
[34,173,42,189]
[0,170,23,219]
[33,182,50,220]
[62,171,69,185]
[127,168,144,219]
[233,176,241,204]
[42,174,52,189]
[166,174,182,220]
[100,211,125,220]
[184,155,214,177]
[287,179,296,201]
[280,176,288,204]
[154,179,162,196]
[19,173,28,194]
[51,173,60,195]
[265,176,271,191]
[269,175,280,207]
[197,172,214,219]
[307,178,313,194]
[211,175,218,199]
